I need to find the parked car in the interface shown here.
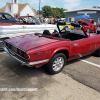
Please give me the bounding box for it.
[0,12,19,24]
[16,16,41,25]
[0,12,40,25]
[62,22,74,30]
[4,21,100,74]
[78,19,98,32]
[0,12,57,49]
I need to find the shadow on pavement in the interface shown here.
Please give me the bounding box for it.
[0,55,55,89]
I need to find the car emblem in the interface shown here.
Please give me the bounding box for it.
[37,52,43,55]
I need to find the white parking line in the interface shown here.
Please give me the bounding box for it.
[0,52,6,54]
[79,59,100,68]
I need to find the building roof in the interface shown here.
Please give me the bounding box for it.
[0,6,5,12]
[32,9,39,18]
[64,8,100,13]
[18,3,28,13]
[6,2,28,13]
[0,2,39,17]
[6,2,11,11]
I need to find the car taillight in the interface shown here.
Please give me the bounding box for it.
[11,45,17,53]
[17,48,29,59]
[17,48,21,55]
[23,53,29,59]
[5,42,29,59]
[21,51,29,59]
[7,43,11,48]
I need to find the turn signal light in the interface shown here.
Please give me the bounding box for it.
[23,52,29,59]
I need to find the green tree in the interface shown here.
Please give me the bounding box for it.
[52,8,61,19]
[52,8,66,19]
[40,5,67,19]
[40,5,52,17]
[59,8,66,18]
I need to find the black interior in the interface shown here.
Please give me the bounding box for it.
[42,29,87,41]
[41,21,87,41]
[43,30,51,35]
[62,31,87,41]
[58,22,87,41]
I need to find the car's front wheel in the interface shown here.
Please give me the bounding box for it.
[46,53,66,74]
[87,28,90,33]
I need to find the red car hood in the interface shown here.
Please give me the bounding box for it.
[6,34,60,51]
[78,20,89,25]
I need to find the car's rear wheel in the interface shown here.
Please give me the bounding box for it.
[93,47,100,57]
[46,53,66,74]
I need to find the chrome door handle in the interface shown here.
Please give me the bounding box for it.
[74,43,78,46]
[23,26,26,28]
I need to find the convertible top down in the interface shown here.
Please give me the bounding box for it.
[4,21,100,74]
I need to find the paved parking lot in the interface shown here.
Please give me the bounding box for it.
[0,52,100,100]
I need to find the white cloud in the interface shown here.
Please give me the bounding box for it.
[63,0,81,10]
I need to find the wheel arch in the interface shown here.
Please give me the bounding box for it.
[50,48,69,61]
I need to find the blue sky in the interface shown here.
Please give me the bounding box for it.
[1,0,100,11]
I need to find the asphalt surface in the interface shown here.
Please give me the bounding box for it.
[0,51,100,99]
[63,55,100,92]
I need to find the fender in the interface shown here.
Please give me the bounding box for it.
[94,26,98,32]
[49,47,70,60]
[98,44,100,48]
[83,26,90,31]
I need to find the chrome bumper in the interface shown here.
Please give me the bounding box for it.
[4,47,49,66]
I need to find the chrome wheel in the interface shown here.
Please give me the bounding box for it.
[46,53,66,74]
[52,57,64,72]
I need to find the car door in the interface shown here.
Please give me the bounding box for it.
[70,37,93,59]
[0,25,24,38]
[23,24,45,34]
[1,13,17,23]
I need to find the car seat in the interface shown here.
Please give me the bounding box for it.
[51,29,61,37]
[43,30,51,36]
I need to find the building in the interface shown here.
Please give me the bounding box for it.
[0,0,39,18]
[64,8,100,24]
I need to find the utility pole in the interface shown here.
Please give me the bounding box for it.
[39,0,41,19]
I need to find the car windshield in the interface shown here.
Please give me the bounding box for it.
[21,16,41,25]
[83,20,90,23]
[1,14,15,21]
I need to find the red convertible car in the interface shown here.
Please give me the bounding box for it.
[4,21,100,74]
